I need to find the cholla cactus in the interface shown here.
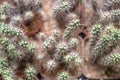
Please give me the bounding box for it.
[88,0,120,77]
[0,0,83,79]
[90,24,120,63]
[0,21,37,79]
[38,17,82,78]
[53,0,81,29]
[0,0,43,37]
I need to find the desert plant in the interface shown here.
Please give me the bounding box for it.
[1,0,120,79]
[0,0,43,37]
[88,0,120,77]
[0,21,37,79]
[37,18,82,79]
[0,0,83,80]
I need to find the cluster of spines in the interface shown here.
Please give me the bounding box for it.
[57,72,71,80]
[25,65,36,80]
[64,18,80,39]
[99,53,120,66]
[64,52,81,66]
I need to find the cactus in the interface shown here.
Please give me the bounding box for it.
[0,68,14,80]
[0,0,83,79]
[0,0,43,37]
[0,21,37,79]
[87,0,120,77]
[38,16,82,78]
[1,0,120,79]
[90,23,102,50]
